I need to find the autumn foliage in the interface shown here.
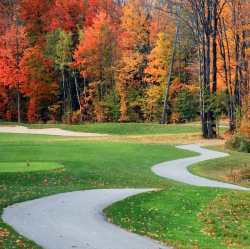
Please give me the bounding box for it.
[0,0,249,130]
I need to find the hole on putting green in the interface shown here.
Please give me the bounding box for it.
[0,162,64,172]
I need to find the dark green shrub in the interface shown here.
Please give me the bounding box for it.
[225,133,250,153]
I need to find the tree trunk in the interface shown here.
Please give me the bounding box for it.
[205,0,214,138]
[7,86,10,113]
[68,74,72,124]
[111,70,118,122]
[212,0,218,94]
[74,76,83,124]
[178,36,181,83]
[223,18,234,131]
[202,32,208,137]
[16,16,21,123]
[197,44,206,137]
[218,18,232,132]
[211,0,218,137]
[83,77,89,121]
[161,21,179,124]
[62,71,66,122]
[234,33,240,107]
[17,86,21,123]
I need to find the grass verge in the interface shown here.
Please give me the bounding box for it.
[189,145,250,188]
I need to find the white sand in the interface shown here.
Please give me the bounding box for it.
[0,125,109,137]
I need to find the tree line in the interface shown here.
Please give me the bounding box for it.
[0,0,250,138]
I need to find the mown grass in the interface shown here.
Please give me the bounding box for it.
[0,162,63,173]
[186,145,250,248]
[104,187,236,249]
[0,129,247,249]
[189,145,250,188]
[0,133,198,248]
[0,121,203,135]
[198,191,250,248]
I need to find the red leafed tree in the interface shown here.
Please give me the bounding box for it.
[42,0,92,33]
[0,20,27,121]
[19,0,54,40]
[73,12,119,122]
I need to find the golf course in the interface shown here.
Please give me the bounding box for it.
[0,123,250,249]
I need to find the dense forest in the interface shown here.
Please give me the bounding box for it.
[0,0,250,137]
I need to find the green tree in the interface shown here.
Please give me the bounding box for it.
[44,29,74,123]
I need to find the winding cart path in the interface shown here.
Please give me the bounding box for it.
[152,143,249,191]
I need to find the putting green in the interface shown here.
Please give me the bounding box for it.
[0,162,63,172]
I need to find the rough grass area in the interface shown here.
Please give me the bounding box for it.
[104,187,235,249]
[198,191,250,248]
[0,162,63,173]
[0,130,225,146]
[189,145,250,188]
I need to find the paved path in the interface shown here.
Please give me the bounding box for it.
[2,189,170,249]
[152,143,249,190]
[0,125,109,137]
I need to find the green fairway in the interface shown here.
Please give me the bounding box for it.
[1,122,201,135]
[57,123,203,135]
[0,121,228,136]
[0,162,63,173]
[0,131,245,249]
[0,132,198,248]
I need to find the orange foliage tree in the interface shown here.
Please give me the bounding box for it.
[0,0,250,129]
[73,12,119,122]
[117,0,153,122]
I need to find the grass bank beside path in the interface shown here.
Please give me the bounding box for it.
[189,144,250,188]
[105,143,250,249]
[104,187,241,249]
[0,121,216,135]
[0,133,199,248]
